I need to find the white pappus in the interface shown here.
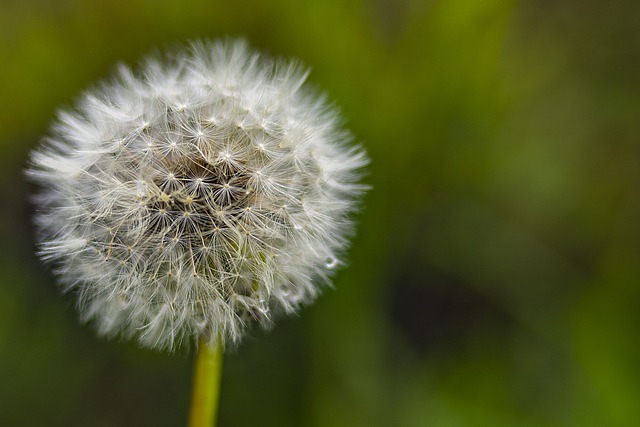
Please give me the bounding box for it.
[27,39,368,352]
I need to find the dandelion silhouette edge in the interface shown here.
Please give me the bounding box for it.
[27,39,368,352]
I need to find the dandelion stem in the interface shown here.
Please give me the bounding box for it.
[188,337,223,427]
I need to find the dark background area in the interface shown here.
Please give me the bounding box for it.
[2,0,640,426]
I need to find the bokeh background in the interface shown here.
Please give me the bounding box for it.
[2,0,640,426]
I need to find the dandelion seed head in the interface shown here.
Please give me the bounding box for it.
[27,39,368,351]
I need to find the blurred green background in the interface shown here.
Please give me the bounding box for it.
[2,0,640,426]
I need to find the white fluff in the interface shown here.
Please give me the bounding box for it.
[28,39,368,351]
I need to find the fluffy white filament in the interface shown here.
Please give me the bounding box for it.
[28,39,368,351]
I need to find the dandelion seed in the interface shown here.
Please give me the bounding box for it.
[27,39,368,352]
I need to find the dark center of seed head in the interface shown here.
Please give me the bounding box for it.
[149,154,251,234]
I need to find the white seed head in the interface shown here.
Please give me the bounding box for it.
[28,39,368,351]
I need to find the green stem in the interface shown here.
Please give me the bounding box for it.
[188,337,223,427]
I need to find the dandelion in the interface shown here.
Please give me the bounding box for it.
[28,39,367,353]
[29,38,367,426]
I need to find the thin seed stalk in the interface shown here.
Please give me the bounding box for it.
[188,338,223,427]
